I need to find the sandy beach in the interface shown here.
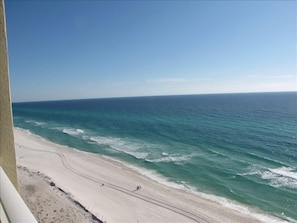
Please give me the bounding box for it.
[14,128,265,223]
[18,166,100,223]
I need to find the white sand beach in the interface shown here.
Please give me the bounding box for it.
[18,166,99,223]
[15,128,265,223]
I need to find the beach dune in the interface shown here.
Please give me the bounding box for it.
[15,128,264,223]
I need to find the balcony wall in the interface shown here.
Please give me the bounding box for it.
[0,0,18,189]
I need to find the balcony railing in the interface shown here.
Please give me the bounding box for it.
[0,167,37,223]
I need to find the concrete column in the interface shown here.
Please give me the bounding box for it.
[0,0,18,189]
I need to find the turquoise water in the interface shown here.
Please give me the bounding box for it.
[13,92,297,222]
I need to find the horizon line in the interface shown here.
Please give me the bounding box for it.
[12,90,297,104]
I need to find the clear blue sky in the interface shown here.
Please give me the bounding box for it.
[5,0,296,102]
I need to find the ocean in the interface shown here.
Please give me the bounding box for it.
[12,92,297,222]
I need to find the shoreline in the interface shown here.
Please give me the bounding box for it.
[14,127,277,223]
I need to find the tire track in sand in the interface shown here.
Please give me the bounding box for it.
[19,145,212,223]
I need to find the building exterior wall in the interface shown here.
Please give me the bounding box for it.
[0,0,18,189]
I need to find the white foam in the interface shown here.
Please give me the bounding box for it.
[103,156,191,191]
[118,160,295,223]
[246,166,297,189]
[146,154,194,164]
[61,128,85,136]
[25,120,46,126]
[265,167,297,189]
[269,167,297,181]
[90,136,150,160]
[76,128,84,133]
[195,192,291,223]
[15,127,32,135]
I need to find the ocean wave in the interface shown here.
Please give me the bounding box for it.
[146,153,194,164]
[15,127,32,135]
[89,135,196,163]
[63,128,84,136]
[195,192,292,223]
[89,136,150,160]
[25,120,46,126]
[245,166,297,189]
[104,156,194,191]
[269,167,297,181]
[207,149,229,158]
[246,152,289,167]
[57,127,85,136]
[264,167,297,189]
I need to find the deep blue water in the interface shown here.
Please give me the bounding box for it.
[13,92,297,222]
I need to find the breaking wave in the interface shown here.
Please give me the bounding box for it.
[245,166,297,189]
[89,136,150,160]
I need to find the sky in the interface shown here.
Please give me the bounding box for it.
[5,0,297,102]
